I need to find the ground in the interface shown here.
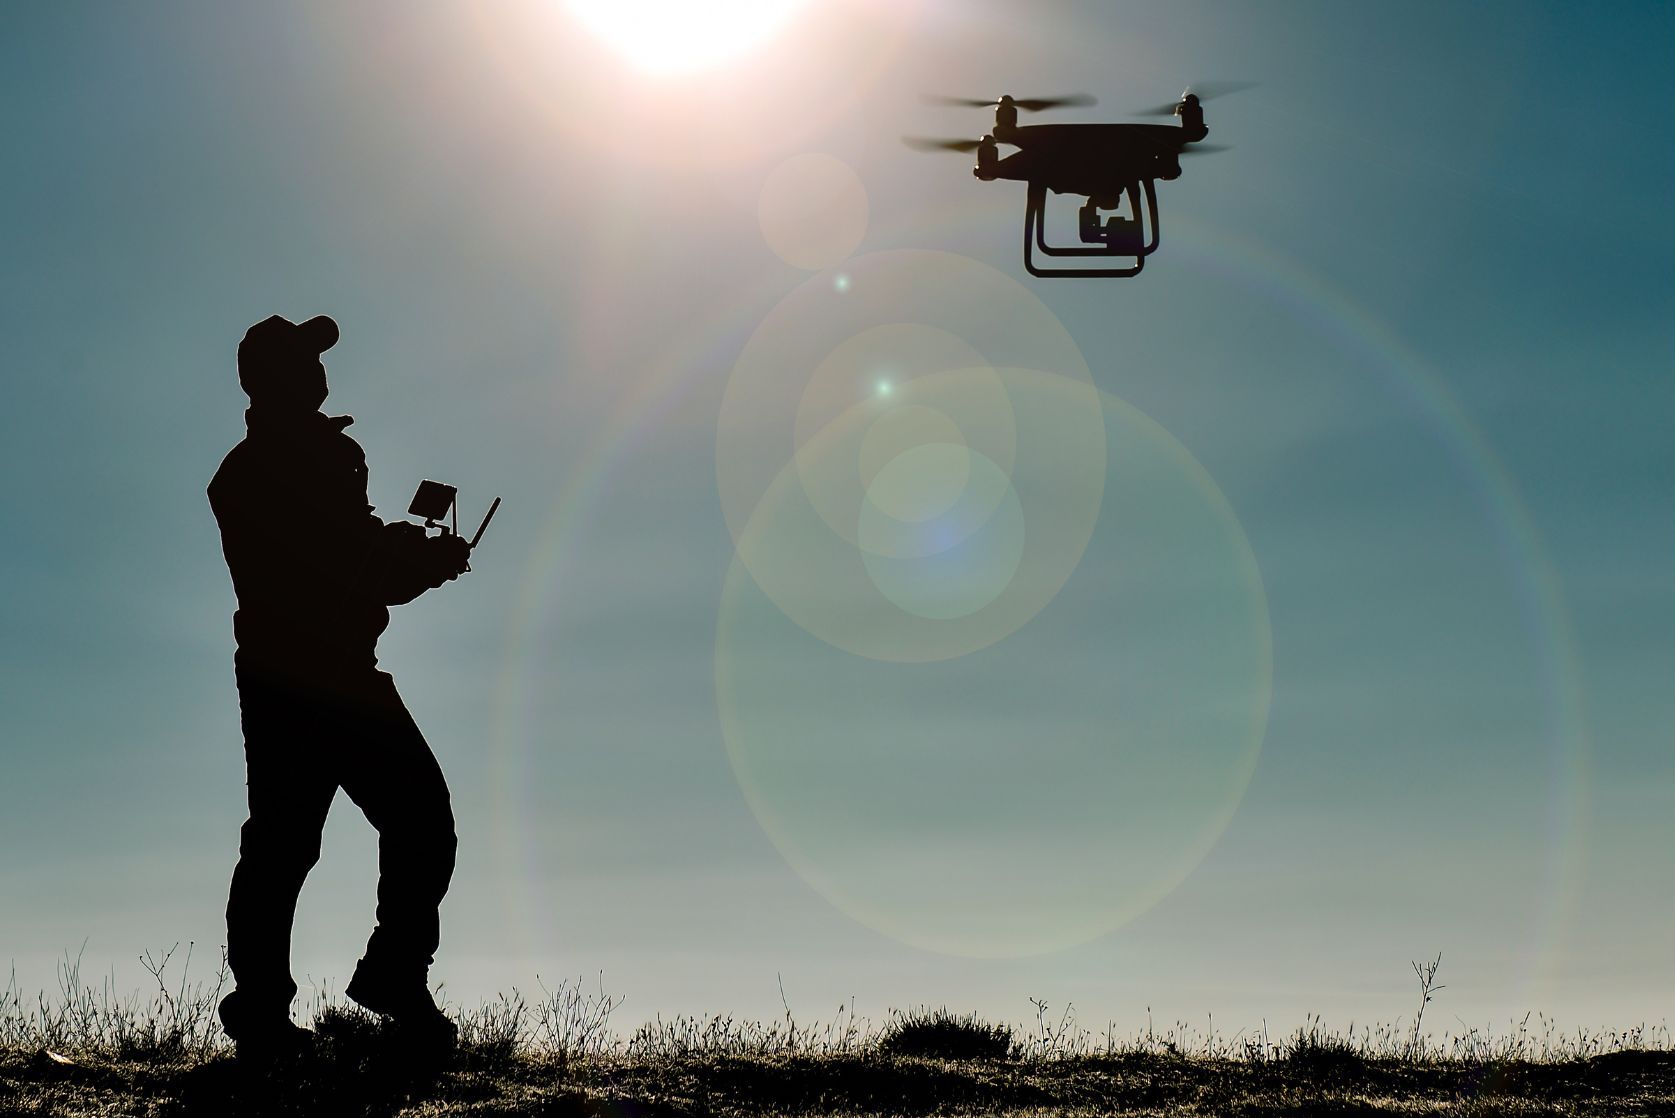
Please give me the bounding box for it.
[5,970,1669,1117]
[3,1031,1672,1117]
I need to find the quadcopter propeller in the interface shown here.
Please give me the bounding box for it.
[1181,144,1232,155]
[903,136,984,153]
[1135,81,1257,116]
[924,93,1097,112]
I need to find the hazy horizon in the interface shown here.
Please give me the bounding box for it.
[2,1,1670,1037]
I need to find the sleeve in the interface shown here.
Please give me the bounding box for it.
[369,521,470,606]
[327,430,468,605]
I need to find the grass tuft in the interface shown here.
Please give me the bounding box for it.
[1279,1017,1370,1075]
[878,1006,1014,1061]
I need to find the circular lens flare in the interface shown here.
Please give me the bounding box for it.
[732,367,1104,663]
[718,380,1271,956]
[719,250,1096,576]
[859,412,971,523]
[759,154,869,270]
[792,325,1015,551]
[860,444,1025,620]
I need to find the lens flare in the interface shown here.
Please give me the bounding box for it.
[758,154,869,270]
[860,415,972,523]
[717,378,1271,956]
[859,444,1025,620]
[730,367,1103,662]
[717,249,1101,663]
[791,325,1016,553]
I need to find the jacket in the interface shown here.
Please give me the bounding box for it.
[208,408,459,677]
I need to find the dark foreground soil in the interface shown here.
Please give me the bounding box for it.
[3,1039,1671,1117]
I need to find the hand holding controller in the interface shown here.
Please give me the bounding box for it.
[407,481,501,577]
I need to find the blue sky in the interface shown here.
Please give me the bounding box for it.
[2,1,1670,1036]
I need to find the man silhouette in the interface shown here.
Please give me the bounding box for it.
[208,314,470,1052]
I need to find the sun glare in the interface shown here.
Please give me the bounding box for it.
[565,0,813,76]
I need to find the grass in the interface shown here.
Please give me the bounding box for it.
[879,1006,1014,1061]
[2,948,1671,1116]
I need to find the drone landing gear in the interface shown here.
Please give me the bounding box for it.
[1023,180,1160,278]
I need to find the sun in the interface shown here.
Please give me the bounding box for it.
[565,0,813,76]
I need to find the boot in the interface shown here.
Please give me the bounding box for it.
[219,989,313,1057]
[345,957,457,1048]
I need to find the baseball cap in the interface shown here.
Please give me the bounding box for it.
[237,314,340,401]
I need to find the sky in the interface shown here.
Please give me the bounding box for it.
[2,1,1670,1039]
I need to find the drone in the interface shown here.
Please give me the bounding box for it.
[907,85,1245,278]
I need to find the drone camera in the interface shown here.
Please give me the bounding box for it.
[1078,201,1143,255]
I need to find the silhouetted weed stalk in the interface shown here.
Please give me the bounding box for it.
[4,946,1670,1067]
[1409,950,1445,1058]
[1,942,227,1063]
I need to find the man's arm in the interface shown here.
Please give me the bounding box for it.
[371,521,471,605]
[209,436,467,610]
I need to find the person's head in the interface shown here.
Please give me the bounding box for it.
[237,315,339,412]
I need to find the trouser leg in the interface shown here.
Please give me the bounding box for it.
[338,672,457,979]
[226,672,338,1014]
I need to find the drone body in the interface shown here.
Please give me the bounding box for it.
[910,90,1233,278]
